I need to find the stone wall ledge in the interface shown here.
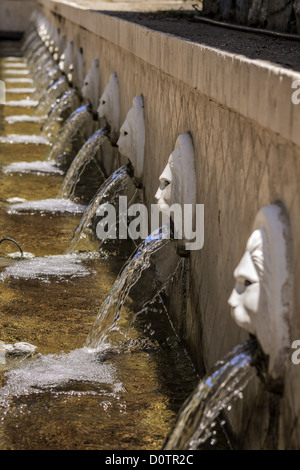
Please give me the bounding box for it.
[40,0,300,148]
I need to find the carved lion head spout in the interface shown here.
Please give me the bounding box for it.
[117,95,145,182]
[81,59,99,113]
[155,133,200,253]
[59,41,74,77]
[155,133,196,210]
[97,73,120,145]
[228,203,293,384]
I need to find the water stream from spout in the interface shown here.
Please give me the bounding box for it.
[85,225,171,348]
[34,76,69,116]
[163,338,257,450]
[40,89,80,138]
[67,165,131,254]
[32,65,62,101]
[58,127,108,200]
[46,104,92,164]
[31,53,56,85]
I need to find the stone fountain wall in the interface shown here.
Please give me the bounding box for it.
[2,0,300,450]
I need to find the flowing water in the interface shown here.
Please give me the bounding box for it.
[32,65,62,101]
[0,44,208,451]
[68,165,132,253]
[40,89,81,139]
[34,76,70,117]
[58,127,108,200]
[163,339,257,450]
[85,225,172,348]
[46,104,93,165]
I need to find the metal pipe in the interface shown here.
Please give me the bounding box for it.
[0,238,24,257]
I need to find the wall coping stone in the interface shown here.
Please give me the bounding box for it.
[40,0,300,147]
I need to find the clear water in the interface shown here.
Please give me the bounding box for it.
[163,339,257,450]
[7,198,86,215]
[6,87,36,93]
[46,104,93,165]
[3,160,64,175]
[32,65,62,101]
[34,76,70,117]
[4,99,38,108]
[86,225,172,348]
[58,127,108,200]
[0,253,92,282]
[40,89,81,139]
[68,165,132,253]
[5,115,45,124]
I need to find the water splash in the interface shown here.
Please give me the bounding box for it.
[0,135,49,145]
[163,339,257,450]
[58,127,108,200]
[67,165,131,253]
[0,347,120,406]
[4,100,38,108]
[0,254,92,282]
[5,78,33,84]
[2,57,25,62]
[3,160,64,176]
[46,104,93,164]
[5,115,45,124]
[3,69,29,76]
[3,62,27,69]
[8,198,86,215]
[6,88,35,94]
[85,225,171,348]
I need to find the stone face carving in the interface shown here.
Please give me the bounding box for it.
[155,133,196,212]
[97,73,120,145]
[48,23,56,50]
[59,41,74,77]
[117,95,145,181]
[155,133,197,249]
[81,59,99,112]
[38,19,50,45]
[228,203,293,381]
[71,48,84,90]
[58,34,66,59]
